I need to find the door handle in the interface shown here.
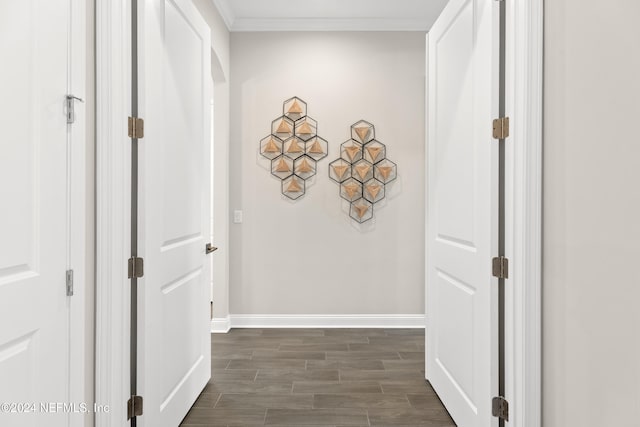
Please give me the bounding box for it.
[206,243,218,254]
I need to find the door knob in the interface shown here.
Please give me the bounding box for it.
[206,243,218,254]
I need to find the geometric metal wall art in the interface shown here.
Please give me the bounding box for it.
[259,97,329,200]
[328,120,397,223]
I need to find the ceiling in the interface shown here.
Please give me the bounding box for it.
[211,0,449,32]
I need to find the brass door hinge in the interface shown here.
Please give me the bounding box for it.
[492,256,509,279]
[492,117,509,139]
[492,396,509,421]
[128,257,144,279]
[127,395,143,419]
[128,116,144,138]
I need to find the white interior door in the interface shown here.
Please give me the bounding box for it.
[138,0,212,425]
[0,1,72,426]
[426,0,498,426]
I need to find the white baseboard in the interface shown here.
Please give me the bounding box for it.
[211,314,425,332]
[211,316,231,333]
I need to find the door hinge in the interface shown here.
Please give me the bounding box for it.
[66,95,84,124]
[492,117,509,139]
[128,257,144,279]
[492,256,509,279]
[128,116,144,139]
[492,396,509,421]
[127,395,143,419]
[66,269,74,296]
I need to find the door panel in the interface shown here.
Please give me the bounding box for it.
[434,0,475,247]
[138,0,212,425]
[426,0,498,426]
[0,1,71,426]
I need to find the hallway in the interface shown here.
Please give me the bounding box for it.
[180,328,454,426]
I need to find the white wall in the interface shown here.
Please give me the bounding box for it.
[543,1,640,425]
[229,32,425,316]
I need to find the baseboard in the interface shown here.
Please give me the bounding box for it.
[211,316,231,333]
[210,314,425,332]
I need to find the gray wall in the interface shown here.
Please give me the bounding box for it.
[543,0,640,425]
[229,32,426,315]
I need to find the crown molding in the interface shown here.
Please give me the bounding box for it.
[230,17,430,32]
[208,0,431,32]
[211,0,235,30]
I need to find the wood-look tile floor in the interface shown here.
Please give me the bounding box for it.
[180,328,455,427]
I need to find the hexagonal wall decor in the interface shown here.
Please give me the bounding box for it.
[340,139,363,163]
[374,158,398,184]
[352,159,374,183]
[283,96,307,120]
[329,158,352,183]
[340,178,362,202]
[260,97,328,200]
[351,120,375,144]
[282,175,305,200]
[271,155,294,180]
[329,121,398,223]
[350,198,374,223]
[272,116,294,140]
[305,136,329,161]
[294,155,317,180]
[363,140,386,164]
[363,178,385,204]
[283,137,306,160]
[259,135,283,160]
[294,116,317,141]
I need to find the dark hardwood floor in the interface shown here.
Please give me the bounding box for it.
[180,328,455,427]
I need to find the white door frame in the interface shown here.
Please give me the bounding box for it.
[95,0,132,425]
[424,0,542,426]
[503,0,543,425]
[69,0,89,424]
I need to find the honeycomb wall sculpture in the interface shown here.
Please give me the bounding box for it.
[329,120,397,223]
[259,97,328,200]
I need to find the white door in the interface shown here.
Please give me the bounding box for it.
[0,1,72,426]
[137,0,212,426]
[426,0,499,426]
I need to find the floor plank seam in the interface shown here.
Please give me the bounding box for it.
[213,392,222,408]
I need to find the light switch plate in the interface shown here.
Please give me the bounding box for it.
[233,210,243,224]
